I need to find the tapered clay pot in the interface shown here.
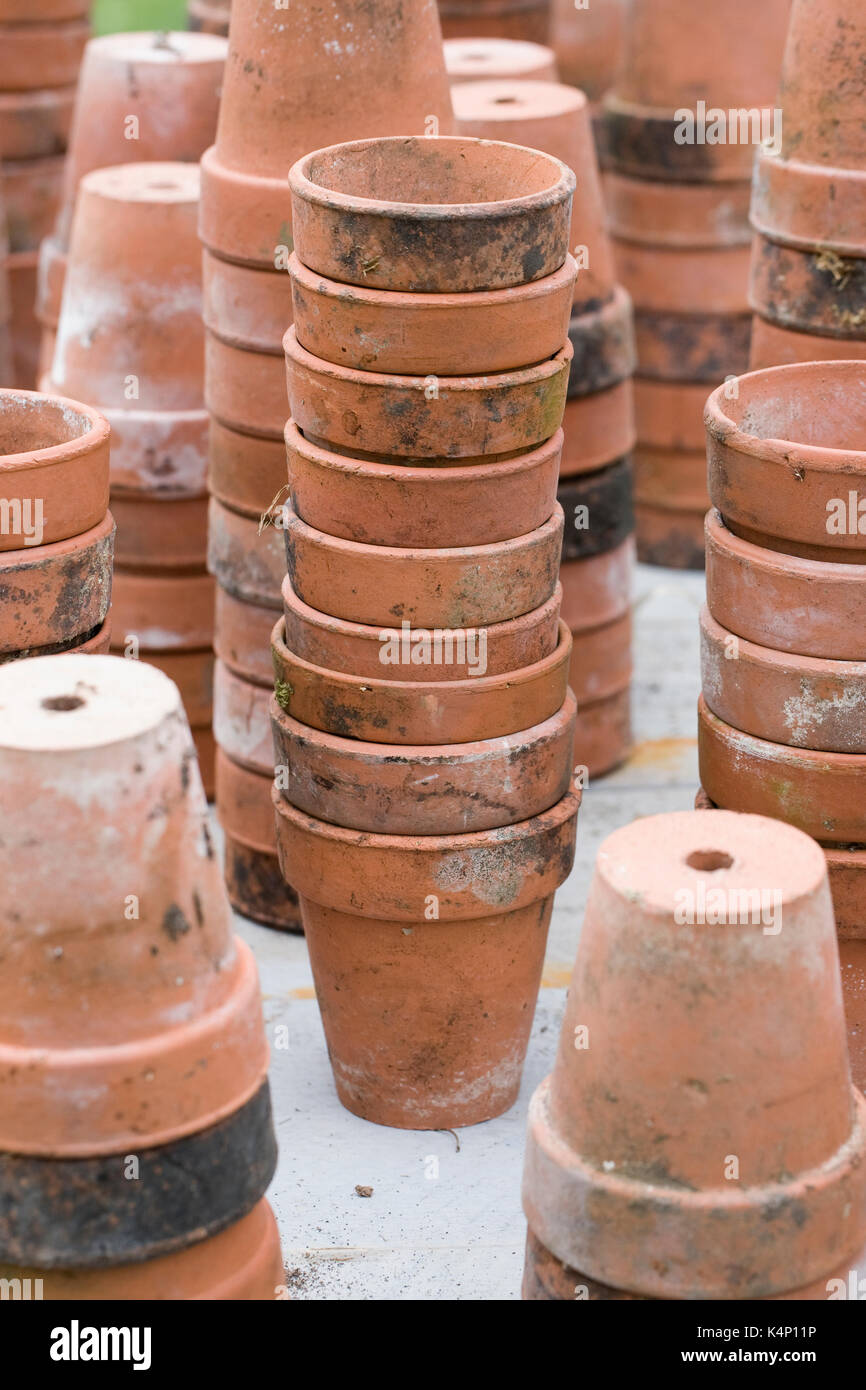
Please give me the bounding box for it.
[283,501,564,628]
[550,0,624,102]
[0,17,88,91]
[749,236,866,341]
[452,82,615,313]
[204,331,286,441]
[443,36,556,83]
[634,378,709,452]
[0,514,113,657]
[188,0,231,36]
[0,388,109,549]
[438,0,552,44]
[288,136,575,293]
[707,361,866,561]
[560,537,634,633]
[215,747,302,933]
[202,250,291,356]
[110,494,208,571]
[606,172,753,250]
[214,584,276,687]
[289,252,575,376]
[110,569,215,652]
[271,784,580,1128]
[284,329,571,460]
[559,383,635,477]
[0,85,75,161]
[272,616,572,745]
[0,654,270,1157]
[633,307,752,383]
[750,315,866,370]
[555,458,635,562]
[208,497,285,609]
[1,154,65,252]
[200,0,454,266]
[209,419,288,518]
[523,807,866,1299]
[566,286,636,397]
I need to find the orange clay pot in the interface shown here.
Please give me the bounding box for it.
[705,509,866,661]
[208,497,285,610]
[285,420,561,549]
[284,329,571,460]
[271,783,580,1128]
[213,660,271,774]
[633,307,752,384]
[0,85,74,160]
[288,135,574,294]
[562,554,633,776]
[270,689,576,836]
[289,252,575,376]
[635,499,707,571]
[200,0,454,267]
[0,514,113,657]
[443,37,556,84]
[281,573,562,681]
[111,493,208,571]
[574,680,632,779]
[98,405,208,498]
[523,807,866,1299]
[49,163,203,411]
[214,584,277,687]
[187,0,231,35]
[699,697,866,843]
[750,315,866,370]
[209,419,287,517]
[110,568,215,652]
[706,361,866,561]
[452,82,615,313]
[141,647,214,730]
[214,747,302,933]
[606,172,752,250]
[438,0,552,45]
[202,251,292,355]
[550,0,624,102]
[193,723,215,800]
[0,1,88,18]
[0,653,269,1156]
[559,537,634,632]
[553,382,635,478]
[204,331,286,440]
[634,378,709,452]
[272,615,572,746]
[1,154,65,252]
[613,240,752,317]
[566,610,632,704]
[566,285,636,396]
[283,501,564,628]
[0,389,109,549]
[0,17,88,92]
[749,235,866,340]
[7,249,40,388]
[0,1200,285,1301]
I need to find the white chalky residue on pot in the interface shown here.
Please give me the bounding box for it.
[783,684,866,747]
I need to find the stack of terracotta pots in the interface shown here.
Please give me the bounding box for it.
[0,0,89,387]
[0,654,282,1300]
[602,0,791,567]
[189,0,230,35]
[522,809,866,1299]
[454,80,636,774]
[444,36,557,84]
[0,387,112,662]
[45,163,215,794]
[750,0,866,370]
[549,0,624,131]
[699,361,866,1091]
[37,28,227,379]
[201,0,454,930]
[271,133,581,1130]
[437,0,551,42]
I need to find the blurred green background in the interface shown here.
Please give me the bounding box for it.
[94,0,188,33]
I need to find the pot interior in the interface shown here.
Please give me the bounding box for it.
[0,392,94,457]
[727,365,866,453]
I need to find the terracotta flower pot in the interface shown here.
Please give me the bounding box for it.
[452,81,615,313]
[215,747,302,933]
[289,251,574,376]
[522,807,866,1299]
[0,1,88,18]
[566,286,636,396]
[559,536,634,633]
[634,378,709,452]
[187,0,231,36]
[271,783,580,1128]
[573,681,632,780]
[213,658,273,774]
[614,241,752,318]
[110,493,208,571]
[438,0,552,44]
[707,361,866,561]
[143,647,214,730]
[706,509,866,661]
[208,497,285,610]
[633,307,752,384]
[200,0,454,266]
[561,545,633,776]
[557,457,634,562]
[0,514,113,657]
[750,315,866,370]
[202,250,292,356]
[214,584,276,687]
[110,568,215,652]
[0,17,88,91]
[444,36,556,83]
[559,384,635,477]
[633,449,708,570]
[7,248,41,388]
[272,615,572,745]
[0,85,75,161]
[204,330,287,440]
[283,500,564,628]
[98,406,208,498]
[749,235,866,341]
[209,418,287,518]
[288,135,575,293]
[550,0,624,102]
[606,171,753,250]
[0,388,109,550]
[284,328,571,460]
[1,154,65,252]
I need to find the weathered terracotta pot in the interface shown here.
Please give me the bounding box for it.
[523,807,866,1299]
[215,747,303,933]
[202,250,292,355]
[706,509,866,661]
[282,573,561,681]
[284,329,571,460]
[707,361,866,561]
[0,17,88,91]
[209,419,287,518]
[200,0,454,266]
[0,85,74,161]
[271,783,580,1128]
[751,315,866,371]
[187,0,231,36]
[214,584,276,687]
[633,307,752,383]
[285,421,561,549]
[1,153,64,252]
[438,0,552,44]
[606,171,752,249]
[699,697,866,843]
[144,648,214,730]
[557,457,634,562]
[0,1200,284,1301]
[204,330,286,440]
[550,0,624,102]
[288,135,575,293]
[444,36,556,83]
[283,500,563,628]
[213,659,273,774]
[0,514,113,657]
[208,497,285,609]
[558,383,635,477]
[110,568,215,652]
[272,616,572,745]
[566,286,636,396]
[0,388,109,549]
[111,493,208,571]
[0,1,88,18]
[559,537,634,632]
[452,82,615,312]
[270,690,576,837]
[615,240,752,317]
[634,378,709,452]
[634,448,708,570]
[7,247,39,388]
[561,545,633,776]
[0,653,270,1156]
[749,235,866,340]
[289,252,574,376]
[567,611,632,703]
[99,406,208,498]
[573,681,632,780]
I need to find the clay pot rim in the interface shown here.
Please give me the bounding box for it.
[0,388,109,478]
[0,510,114,570]
[272,615,572,697]
[706,362,866,467]
[100,403,210,427]
[701,605,866,677]
[698,694,866,771]
[0,14,89,33]
[284,324,573,390]
[289,134,576,222]
[83,27,229,62]
[706,507,866,584]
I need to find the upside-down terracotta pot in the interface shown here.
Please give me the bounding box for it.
[288,251,575,375]
[272,616,572,746]
[110,569,215,653]
[272,782,580,1128]
[214,583,276,687]
[110,494,208,571]
[522,808,866,1299]
[706,361,866,561]
[285,421,562,549]
[200,0,454,266]
[288,136,575,293]
[284,328,571,460]
[215,747,302,934]
[443,36,556,84]
[632,306,752,384]
[437,0,552,44]
[0,17,88,91]
[1,154,64,252]
[208,497,285,610]
[633,449,708,570]
[606,172,753,250]
[559,383,635,477]
[209,419,288,518]
[0,85,74,161]
[550,0,624,103]
[0,389,109,549]
[204,331,286,440]
[283,500,564,628]
[0,514,113,657]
